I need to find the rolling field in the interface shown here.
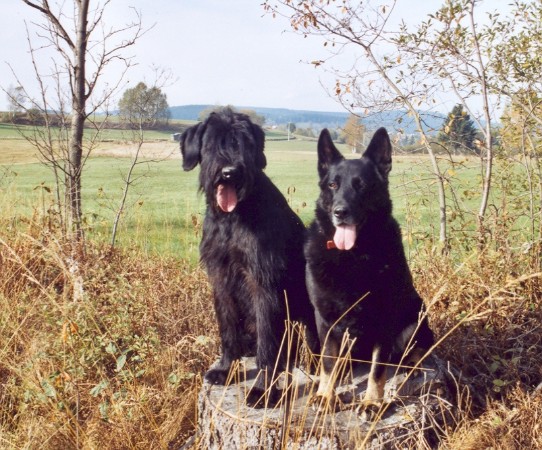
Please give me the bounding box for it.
[0,125,485,264]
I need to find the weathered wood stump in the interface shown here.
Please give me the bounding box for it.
[197,355,456,449]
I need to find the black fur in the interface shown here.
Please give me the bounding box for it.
[305,127,434,417]
[181,107,318,407]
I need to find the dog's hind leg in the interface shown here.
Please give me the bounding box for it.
[395,318,434,370]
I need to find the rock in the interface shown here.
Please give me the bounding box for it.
[196,355,457,449]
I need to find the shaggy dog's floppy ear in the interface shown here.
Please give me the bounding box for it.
[251,123,267,170]
[180,122,206,171]
[363,127,392,178]
[317,128,344,178]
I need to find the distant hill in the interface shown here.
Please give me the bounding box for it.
[359,110,446,135]
[168,104,445,135]
[168,104,349,128]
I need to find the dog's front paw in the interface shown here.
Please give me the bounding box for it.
[357,399,384,422]
[245,385,280,408]
[204,368,230,385]
[309,391,344,412]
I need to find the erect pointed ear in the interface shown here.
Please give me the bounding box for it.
[180,122,205,171]
[251,122,267,170]
[317,128,344,178]
[363,127,392,177]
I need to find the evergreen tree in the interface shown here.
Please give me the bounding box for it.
[438,104,478,154]
[287,122,296,133]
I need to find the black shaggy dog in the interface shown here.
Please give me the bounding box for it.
[305,127,434,419]
[181,108,318,407]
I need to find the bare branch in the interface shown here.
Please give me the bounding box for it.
[11,0,149,246]
[22,0,75,49]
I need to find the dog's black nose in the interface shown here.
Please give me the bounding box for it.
[333,206,349,220]
[221,166,236,180]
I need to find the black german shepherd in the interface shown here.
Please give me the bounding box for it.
[305,127,434,419]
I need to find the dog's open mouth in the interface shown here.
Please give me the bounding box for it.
[333,224,357,250]
[216,183,238,212]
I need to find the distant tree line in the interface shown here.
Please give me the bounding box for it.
[2,82,174,131]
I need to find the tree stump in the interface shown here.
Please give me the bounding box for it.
[197,355,457,449]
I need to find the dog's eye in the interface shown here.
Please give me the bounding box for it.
[328,182,338,190]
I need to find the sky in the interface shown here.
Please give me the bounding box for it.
[0,1,511,114]
[1,0,346,112]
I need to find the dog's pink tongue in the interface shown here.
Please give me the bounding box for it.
[333,224,357,250]
[217,184,237,212]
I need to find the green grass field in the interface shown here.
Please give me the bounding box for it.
[0,123,502,264]
[0,122,176,142]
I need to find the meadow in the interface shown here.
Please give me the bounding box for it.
[1,124,541,448]
[0,127,481,262]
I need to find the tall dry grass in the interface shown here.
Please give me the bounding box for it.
[413,239,542,448]
[1,213,542,449]
[0,221,217,449]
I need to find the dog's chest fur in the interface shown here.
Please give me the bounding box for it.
[308,218,398,277]
[200,173,305,291]
[305,214,406,341]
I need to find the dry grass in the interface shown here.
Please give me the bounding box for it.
[413,241,542,448]
[445,387,542,449]
[0,222,217,449]
[0,139,40,164]
[1,214,542,449]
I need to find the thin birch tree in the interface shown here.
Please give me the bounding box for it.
[13,0,146,245]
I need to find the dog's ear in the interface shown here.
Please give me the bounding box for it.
[251,123,267,170]
[180,122,206,171]
[317,128,344,178]
[363,127,392,177]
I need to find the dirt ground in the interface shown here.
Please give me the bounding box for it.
[93,140,181,160]
[0,139,181,165]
